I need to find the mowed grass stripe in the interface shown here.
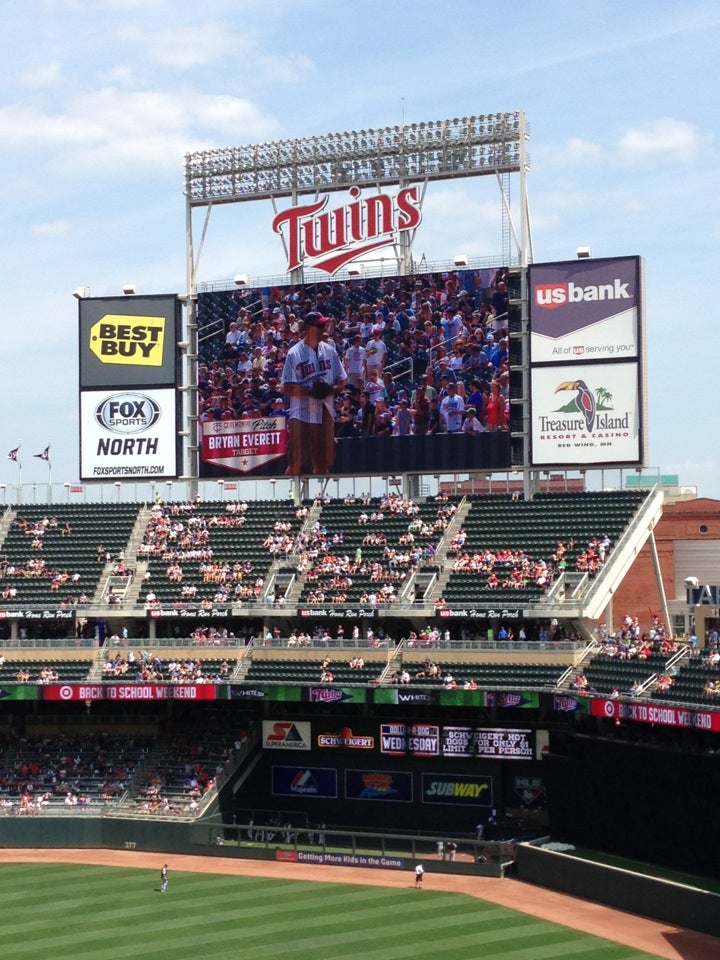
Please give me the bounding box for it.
[0,864,666,960]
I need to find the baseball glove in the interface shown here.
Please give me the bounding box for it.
[308,380,333,399]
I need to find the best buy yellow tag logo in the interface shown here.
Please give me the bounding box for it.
[89,315,165,366]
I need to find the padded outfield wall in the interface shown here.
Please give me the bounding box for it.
[517,842,720,939]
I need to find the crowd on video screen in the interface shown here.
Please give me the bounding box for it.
[196,268,511,441]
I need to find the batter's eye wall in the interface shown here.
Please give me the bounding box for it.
[544,734,720,877]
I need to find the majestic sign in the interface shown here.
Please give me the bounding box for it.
[272,765,338,798]
[271,185,422,275]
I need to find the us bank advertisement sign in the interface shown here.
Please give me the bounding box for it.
[530,361,641,467]
[529,256,641,364]
[80,388,178,480]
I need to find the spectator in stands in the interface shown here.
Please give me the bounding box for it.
[439,382,465,432]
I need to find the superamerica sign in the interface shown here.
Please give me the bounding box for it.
[271,186,422,275]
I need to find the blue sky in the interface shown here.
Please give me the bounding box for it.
[2,0,719,498]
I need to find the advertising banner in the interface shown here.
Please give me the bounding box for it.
[422,773,493,807]
[0,610,75,622]
[288,850,405,869]
[514,776,545,807]
[272,765,338,799]
[345,769,413,802]
[374,689,438,707]
[407,723,440,757]
[438,607,524,620]
[380,722,408,755]
[441,726,475,758]
[80,387,178,480]
[484,691,539,709]
[79,294,180,388]
[553,694,590,714]
[262,720,312,750]
[0,685,39,701]
[200,416,287,474]
[474,728,533,759]
[306,686,366,705]
[316,726,375,750]
[530,361,640,466]
[529,256,640,364]
[590,698,720,732]
[42,683,217,701]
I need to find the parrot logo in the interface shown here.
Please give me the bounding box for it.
[554,380,613,433]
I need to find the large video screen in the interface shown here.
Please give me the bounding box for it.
[196,270,511,478]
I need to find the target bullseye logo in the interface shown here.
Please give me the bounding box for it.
[59,685,74,700]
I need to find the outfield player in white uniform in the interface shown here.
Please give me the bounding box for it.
[281,313,347,476]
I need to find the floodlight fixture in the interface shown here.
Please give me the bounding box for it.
[122,283,138,295]
[234,274,249,286]
[453,255,469,268]
[576,246,592,259]
[73,286,90,300]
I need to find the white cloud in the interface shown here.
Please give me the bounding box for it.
[616,118,709,167]
[0,87,277,175]
[117,19,314,81]
[563,138,603,161]
[22,62,63,88]
[30,219,72,237]
[119,21,241,68]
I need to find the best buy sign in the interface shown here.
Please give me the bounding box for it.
[89,315,165,366]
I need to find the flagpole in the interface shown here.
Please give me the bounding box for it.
[32,444,52,503]
[15,443,22,505]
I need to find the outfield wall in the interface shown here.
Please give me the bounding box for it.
[0,815,507,877]
[516,842,720,938]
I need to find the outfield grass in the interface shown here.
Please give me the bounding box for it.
[1,863,666,960]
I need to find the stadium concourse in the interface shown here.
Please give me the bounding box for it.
[2,488,720,889]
